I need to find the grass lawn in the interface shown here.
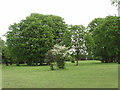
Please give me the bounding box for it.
[0,64,2,89]
[2,60,118,88]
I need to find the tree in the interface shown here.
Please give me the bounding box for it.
[86,18,104,59]
[45,50,55,70]
[0,38,2,57]
[62,25,72,47]
[69,25,86,65]
[88,16,120,63]
[111,0,120,16]
[46,44,69,69]
[6,13,67,66]
[84,32,95,59]
[0,38,3,64]
[0,38,12,65]
[87,18,104,33]
[111,0,120,5]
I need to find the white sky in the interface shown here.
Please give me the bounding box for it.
[0,0,117,40]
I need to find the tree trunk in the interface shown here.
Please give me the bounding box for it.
[5,61,9,66]
[36,62,38,66]
[39,62,43,66]
[76,59,78,66]
[101,60,104,63]
[10,62,12,65]
[50,63,54,70]
[16,62,20,66]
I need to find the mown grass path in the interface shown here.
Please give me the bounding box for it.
[2,60,118,88]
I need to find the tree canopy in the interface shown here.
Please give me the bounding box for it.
[3,13,119,67]
[87,16,120,63]
[6,13,67,66]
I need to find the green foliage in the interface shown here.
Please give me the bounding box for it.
[0,38,3,64]
[65,54,75,63]
[46,44,69,69]
[70,25,86,55]
[65,55,72,61]
[0,38,13,65]
[111,0,120,6]
[87,16,120,63]
[6,13,67,66]
[62,26,72,47]
[87,18,104,33]
[45,50,55,64]
[84,32,95,58]
[69,25,86,65]
[0,38,3,56]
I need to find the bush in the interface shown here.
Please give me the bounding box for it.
[65,55,75,63]
[46,44,69,69]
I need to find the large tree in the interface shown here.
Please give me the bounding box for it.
[84,32,95,59]
[6,13,67,66]
[85,18,104,59]
[88,16,120,63]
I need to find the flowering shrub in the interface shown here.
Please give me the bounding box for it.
[46,44,69,69]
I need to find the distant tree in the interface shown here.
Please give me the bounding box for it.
[69,25,86,66]
[0,38,12,65]
[0,38,7,65]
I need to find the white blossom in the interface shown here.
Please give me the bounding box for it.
[50,44,69,58]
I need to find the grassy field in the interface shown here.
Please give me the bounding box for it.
[2,60,118,88]
[0,64,2,89]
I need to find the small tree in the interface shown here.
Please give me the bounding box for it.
[45,50,56,70]
[46,44,68,70]
[69,25,86,66]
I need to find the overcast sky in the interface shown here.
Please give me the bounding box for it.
[0,0,117,40]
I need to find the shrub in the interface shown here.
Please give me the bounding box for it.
[46,44,69,69]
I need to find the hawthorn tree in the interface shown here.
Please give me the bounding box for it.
[46,44,69,70]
